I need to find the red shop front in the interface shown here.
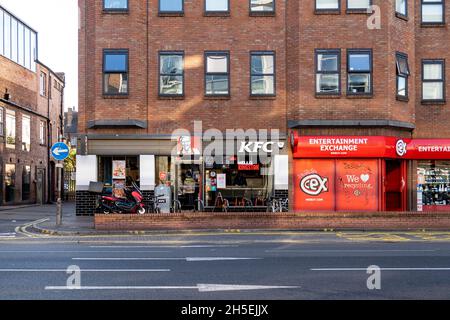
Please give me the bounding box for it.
[291,134,450,212]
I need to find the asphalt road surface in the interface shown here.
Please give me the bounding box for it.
[1,233,450,300]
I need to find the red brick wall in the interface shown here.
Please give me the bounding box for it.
[95,212,450,231]
[78,0,287,135]
[287,0,416,126]
[414,2,450,138]
[0,55,64,204]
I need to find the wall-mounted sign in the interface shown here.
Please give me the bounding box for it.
[292,136,450,160]
[238,141,285,153]
[238,164,260,171]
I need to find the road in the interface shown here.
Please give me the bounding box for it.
[1,232,450,299]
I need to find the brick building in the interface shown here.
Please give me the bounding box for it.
[78,0,450,215]
[0,5,65,206]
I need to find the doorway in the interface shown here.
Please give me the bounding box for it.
[385,159,407,211]
[175,161,203,211]
[36,168,46,205]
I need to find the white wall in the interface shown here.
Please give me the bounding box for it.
[274,155,289,190]
[140,155,155,191]
[75,155,97,190]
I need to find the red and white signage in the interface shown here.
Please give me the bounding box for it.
[291,132,450,160]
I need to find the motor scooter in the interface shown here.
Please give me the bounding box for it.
[99,181,146,214]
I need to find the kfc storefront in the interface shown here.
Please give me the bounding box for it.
[291,133,450,212]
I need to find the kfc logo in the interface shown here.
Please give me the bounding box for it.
[396,139,407,157]
[300,174,329,196]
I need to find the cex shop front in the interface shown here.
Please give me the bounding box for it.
[291,135,450,212]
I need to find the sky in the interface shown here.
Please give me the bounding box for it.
[1,0,78,111]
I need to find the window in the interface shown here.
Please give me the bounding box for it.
[22,115,30,152]
[40,72,47,96]
[0,8,3,56]
[422,60,445,102]
[103,50,129,95]
[396,53,410,99]
[5,110,15,149]
[0,9,37,71]
[159,52,184,96]
[4,12,10,59]
[11,18,17,63]
[316,49,340,95]
[347,0,371,10]
[396,0,407,17]
[159,0,184,13]
[347,49,372,95]
[205,0,229,13]
[39,120,45,145]
[5,164,15,203]
[250,0,275,13]
[421,0,444,24]
[18,22,24,66]
[0,107,3,136]
[205,52,230,96]
[22,165,31,201]
[251,52,275,96]
[315,0,339,11]
[103,0,128,11]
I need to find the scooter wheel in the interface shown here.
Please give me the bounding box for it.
[138,207,146,215]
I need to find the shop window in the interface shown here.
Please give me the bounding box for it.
[98,156,139,196]
[159,52,184,96]
[5,110,15,149]
[250,52,275,96]
[39,120,46,145]
[5,164,15,203]
[22,115,31,152]
[205,52,230,96]
[422,59,445,102]
[315,0,340,11]
[347,49,372,95]
[204,157,273,209]
[0,107,4,136]
[347,0,371,11]
[417,161,450,212]
[421,0,444,24]
[396,52,410,100]
[316,49,341,95]
[250,0,275,14]
[103,0,128,11]
[22,165,31,201]
[103,49,129,95]
[205,0,229,14]
[395,0,407,18]
[40,72,47,97]
[159,0,184,14]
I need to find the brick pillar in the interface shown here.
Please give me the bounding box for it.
[76,190,98,216]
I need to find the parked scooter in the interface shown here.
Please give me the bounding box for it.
[99,181,146,214]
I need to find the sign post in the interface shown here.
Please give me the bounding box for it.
[51,142,70,226]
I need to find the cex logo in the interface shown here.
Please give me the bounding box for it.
[300,174,329,196]
[396,139,407,157]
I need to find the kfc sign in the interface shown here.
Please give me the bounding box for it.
[239,141,285,153]
[300,174,329,196]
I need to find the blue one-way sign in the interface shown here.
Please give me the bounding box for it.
[51,142,70,161]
